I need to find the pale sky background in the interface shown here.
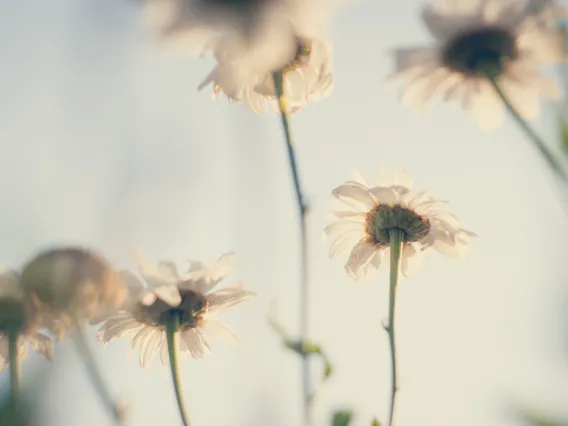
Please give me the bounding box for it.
[1,0,568,425]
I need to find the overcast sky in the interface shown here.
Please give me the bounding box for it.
[1,0,568,425]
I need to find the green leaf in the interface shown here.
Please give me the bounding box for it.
[371,418,383,426]
[323,362,333,378]
[268,313,334,381]
[332,410,352,426]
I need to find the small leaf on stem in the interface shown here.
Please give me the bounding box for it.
[332,410,353,426]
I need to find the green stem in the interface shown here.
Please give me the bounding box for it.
[486,75,568,184]
[8,331,20,407]
[165,313,190,426]
[72,324,122,424]
[272,70,311,426]
[386,229,404,426]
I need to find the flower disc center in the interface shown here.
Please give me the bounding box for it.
[134,289,208,330]
[365,204,431,246]
[283,38,313,72]
[442,27,517,76]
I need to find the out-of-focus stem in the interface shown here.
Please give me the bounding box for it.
[273,70,311,426]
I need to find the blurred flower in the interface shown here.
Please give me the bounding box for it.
[20,247,126,333]
[142,0,329,61]
[96,252,255,367]
[198,35,334,113]
[144,0,298,45]
[0,267,53,370]
[390,0,565,129]
[325,169,475,280]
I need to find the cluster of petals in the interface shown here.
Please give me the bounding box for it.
[391,0,566,129]
[326,169,475,279]
[198,36,334,114]
[95,252,256,368]
[143,0,335,113]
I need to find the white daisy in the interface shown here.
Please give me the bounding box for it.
[0,267,53,370]
[325,169,475,280]
[143,0,303,50]
[390,0,565,129]
[20,247,127,332]
[198,36,334,114]
[96,252,255,367]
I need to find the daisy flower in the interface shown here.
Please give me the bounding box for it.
[20,247,127,332]
[96,252,255,367]
[143,0,303,49]
[325,169,475,280]
[0,267,53,370]
[198,35,334,114]
[391,0,565,129]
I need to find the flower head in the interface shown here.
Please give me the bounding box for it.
[144,0,301,47]
[20,247,127,331]
[96,252,255,367]
[325,169,475,280]
[390,0,565,129]
[0,267,53,370]
[199,36,334,113]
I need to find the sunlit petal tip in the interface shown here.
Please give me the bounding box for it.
[140,292,157,306]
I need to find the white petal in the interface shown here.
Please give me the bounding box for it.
[400,243,423,278]
[431,233,469,259]
[351,169,371,187]
[181,329,206,359]
[332,184,376,210]
[140,291,157,306]
[209,252,236,281]
[369,187,398,205]
[328,231,364,259]
[345,241,378,280]
[199,320,238,343]
[134,251,178,288]
[324,221,364,238]
[154,285,182,307]
[329,210,366,220]
[160,339,170,366]
[206,285,256,316]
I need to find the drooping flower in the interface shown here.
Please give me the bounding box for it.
[20,247,127,333]
[325,169,475,280]
[96,252,255,367]
[198,35,334,113]
[0,267,53,370]
[390,0,565,129]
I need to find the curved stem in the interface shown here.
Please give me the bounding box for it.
[165,313,191,426]
[486,75,568,184]
[272,70,311,426]
[72,324,122,424]
[8,331,21,407]
[386,229,404,426]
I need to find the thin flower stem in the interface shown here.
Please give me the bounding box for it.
[7,331,21,407]
[486,75,568,184]
[272,70,311,426]
[165,313,191,426]
[72,324,122,425]
[386,229,404,426]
